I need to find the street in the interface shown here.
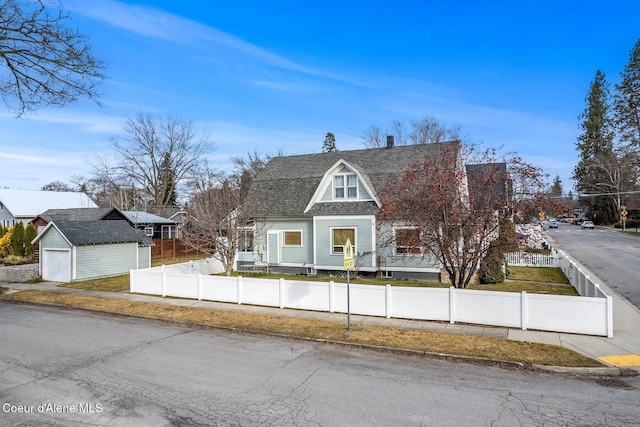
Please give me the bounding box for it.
[1,303,639,426]
[545,223,640,309]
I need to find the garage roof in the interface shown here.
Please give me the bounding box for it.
[34,220,153,246]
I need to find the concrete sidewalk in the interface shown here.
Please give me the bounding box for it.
[3,278,639,374]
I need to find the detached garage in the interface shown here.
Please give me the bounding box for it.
[33,220,153,282]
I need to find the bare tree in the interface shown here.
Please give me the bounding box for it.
[0,0,105,116]
[362,125,385,148]
[41,180,73,191]
[92,113,213,212]
[182,164,259,275]
[362,116,463,148]
[409,115,462,145]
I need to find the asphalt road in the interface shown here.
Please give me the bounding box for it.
[545,223,640,309]
[1,303,639,426]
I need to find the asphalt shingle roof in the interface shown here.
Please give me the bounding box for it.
[44,220,153,246]
[39,207,124,222]
[249,142,461,217]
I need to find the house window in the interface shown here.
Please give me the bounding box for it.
[238,229,254,252]
[334,174,357,199]
[332,228,355,254]
[144,227,154,237]
[395,227,422,255]
[283,230,302,246]
[161,225,176,239]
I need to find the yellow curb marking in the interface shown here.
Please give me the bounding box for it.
[599,354,640,367]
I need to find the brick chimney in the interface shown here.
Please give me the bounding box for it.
[386,135,394,149]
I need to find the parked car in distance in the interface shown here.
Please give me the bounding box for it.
[581,220,594,230]
[548,219,558,228]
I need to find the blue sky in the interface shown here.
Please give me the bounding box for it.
[1,1,639,194]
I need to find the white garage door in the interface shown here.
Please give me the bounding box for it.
[43,249,71,282]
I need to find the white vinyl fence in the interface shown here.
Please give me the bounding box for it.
[131,255,613,337]
[504,250,558,267]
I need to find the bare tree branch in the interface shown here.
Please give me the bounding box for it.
[0,0,105,116]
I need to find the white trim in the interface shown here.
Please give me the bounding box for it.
[42,248,72,282]
[392,226,424,256]
[330,226,357,255]
[32,221,73,247]
[282,229,303,247]
[266,231,280,265]
[303,159,380,213]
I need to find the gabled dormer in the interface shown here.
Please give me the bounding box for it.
[303,160,380,214]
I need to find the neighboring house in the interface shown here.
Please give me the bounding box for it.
[32,207,128,233]
[121,211,178,239]
[242,140,472,280]
[33,220,153,282]
[0,189,97,228]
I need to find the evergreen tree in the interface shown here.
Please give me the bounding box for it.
[24,223,37,258]
[550,175,563,197]
[322,132,337,152]
[10,221,25,257]
[573,70,617,223]
[614,38,640,149]
[159,152,178,207]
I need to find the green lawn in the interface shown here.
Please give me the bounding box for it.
[61,264,574,296]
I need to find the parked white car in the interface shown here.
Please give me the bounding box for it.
[581,220,594,230]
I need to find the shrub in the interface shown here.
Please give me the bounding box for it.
[0,226,12,257]
[24,223,37,257]
[11,222,25,257]
[479,218,516,284]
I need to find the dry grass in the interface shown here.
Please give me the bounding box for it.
[2,290,603,368]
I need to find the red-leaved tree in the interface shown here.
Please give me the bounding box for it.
[378,143,545,288]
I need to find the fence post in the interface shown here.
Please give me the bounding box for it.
[385,284,392,318]
[329,280,335,313]
[161,265,166,297]
[606,295,614,338]
[279,278,285,309]
[197,273,202,301]
[521,291,527,330]
[449,287,455,324]
[129,269,134,293]
[237,275,243,305]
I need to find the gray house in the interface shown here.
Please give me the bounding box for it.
[33,220,153,282]
[241,140,469,280]
[0,189,97,228]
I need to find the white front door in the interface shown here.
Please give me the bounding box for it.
[266,232,279,264]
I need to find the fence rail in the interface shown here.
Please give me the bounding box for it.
[130,255,613,337]
[504,251,558,267]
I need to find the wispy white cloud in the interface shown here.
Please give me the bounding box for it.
[64,0,356,86]
[22,110,126,134]
[0,151,72,166]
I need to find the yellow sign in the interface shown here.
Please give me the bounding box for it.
[344,239,354,261]
[343,239,354,270]
[621,209,628,217]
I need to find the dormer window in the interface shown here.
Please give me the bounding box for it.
[334,173,357,199]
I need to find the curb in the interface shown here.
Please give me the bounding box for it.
[1,296,619,376]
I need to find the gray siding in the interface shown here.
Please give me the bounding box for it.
[39,227,72,249]
[256,218,313,266]
[376,222,441,270]
[138,246,151,269]
[314,216,375,269]
[75,243,139,280]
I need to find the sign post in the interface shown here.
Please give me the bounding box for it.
[621,207,628,231]
[343,239,354,330]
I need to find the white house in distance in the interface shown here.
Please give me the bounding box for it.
[0,189,97,228]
